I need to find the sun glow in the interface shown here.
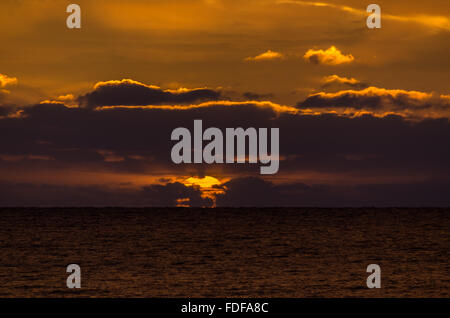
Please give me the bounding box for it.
[184,176,222,188]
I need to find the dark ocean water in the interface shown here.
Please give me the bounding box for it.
[0,208,448,297]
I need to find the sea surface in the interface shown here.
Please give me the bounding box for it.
[0,208,448,297]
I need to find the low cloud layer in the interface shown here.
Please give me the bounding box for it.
[1,78,450,206]
[1,177,449,207]
[0,181,212,207]
[215,176,450,207]
[1,97,450,178]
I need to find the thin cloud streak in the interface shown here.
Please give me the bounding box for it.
[276,0,450,31]
[245,50,284,61]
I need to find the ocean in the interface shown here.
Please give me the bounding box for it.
[0,208,448,297]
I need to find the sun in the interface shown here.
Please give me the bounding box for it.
[184,176,222,188]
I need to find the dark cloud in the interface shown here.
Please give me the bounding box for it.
[242,92,274,100]
[216,177,450,207]
[142,182,212,207]
[77,79,221,108]
[216,177,281,207]
[0,103,16,116]
[0,181,212,207]
[298,87,450,111]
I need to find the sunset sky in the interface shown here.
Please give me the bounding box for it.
[1,0,450,206]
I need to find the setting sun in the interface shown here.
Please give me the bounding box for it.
[184,176,222,188]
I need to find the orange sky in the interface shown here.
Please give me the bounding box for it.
[1,0,449,105]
